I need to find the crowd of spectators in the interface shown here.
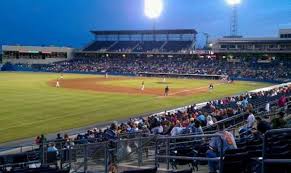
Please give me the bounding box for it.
[30,56,291,82]
[36,84,291,150]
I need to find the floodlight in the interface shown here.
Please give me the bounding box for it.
[226,0,241,5]
[144,0,163,19]
[226,0,241,36]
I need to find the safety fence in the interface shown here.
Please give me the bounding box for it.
[1,128,290,173]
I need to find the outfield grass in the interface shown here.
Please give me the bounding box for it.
[0,72,271,143]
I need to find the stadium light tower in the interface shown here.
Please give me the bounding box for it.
[203,33,210,49]
[226,0,241,36]
[144,0,163,31]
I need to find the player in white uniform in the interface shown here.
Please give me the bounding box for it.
[163,78,166,83]
[105,72,108,79]
[56,79,60,88]
[141,81,145,91]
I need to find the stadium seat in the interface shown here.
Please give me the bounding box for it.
[83,41,115,51]
[223,150,248,173]
[43,152,58,167]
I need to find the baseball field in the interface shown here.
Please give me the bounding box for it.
[0,72,272,143]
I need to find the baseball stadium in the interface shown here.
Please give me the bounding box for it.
[0,0,291,173]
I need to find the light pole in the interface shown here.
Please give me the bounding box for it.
[144,0,163,40]
[226,0,241,36]
[203,33,210,49]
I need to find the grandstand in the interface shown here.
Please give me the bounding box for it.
[81,29,196,54]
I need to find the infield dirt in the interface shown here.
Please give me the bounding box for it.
[48,77,218,96]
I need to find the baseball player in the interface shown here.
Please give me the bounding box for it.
[141,81,145,91]
[60,73,64,79]
[209,83,214,91]
[56,79,60,88]
[163,77,166,83]
[164,85,169,96]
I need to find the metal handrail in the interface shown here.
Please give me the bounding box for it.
[155,133,225,173]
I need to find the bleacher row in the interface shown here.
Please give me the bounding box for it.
[83,41,193,53]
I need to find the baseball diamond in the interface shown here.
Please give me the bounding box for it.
[0,72,270,143]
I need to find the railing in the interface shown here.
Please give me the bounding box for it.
[154,134,224,172]
[1,127,291,173]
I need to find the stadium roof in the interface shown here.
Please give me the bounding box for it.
[91,29,197,35]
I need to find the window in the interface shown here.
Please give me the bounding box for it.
[220,45,227,49]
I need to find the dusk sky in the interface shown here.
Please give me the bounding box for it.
[1,0,291,48]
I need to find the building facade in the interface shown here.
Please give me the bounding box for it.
[212,29,291,56]
[2,45,75,64]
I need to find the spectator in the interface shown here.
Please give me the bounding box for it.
[207,115,214,126]
[170,121,183,136]
[271,112,287,129]
[47,143,59,155]
[190,119,204,135]
[40,134,47,144]
[241,97,249,108]
[56,133,63,140]
[35,136,41,145]
[265,102,270,112]
[104,123,118,141]
[55,133,64,149]
[207,124,237,173]
[151,121,163,135]
[197,112,206,126]
[246,111,256,129]
[161,121,171,135]
[129,123,139,133]
[278,95,287,108]
[64,134,69,141]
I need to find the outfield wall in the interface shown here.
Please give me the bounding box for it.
[138,72,226,80]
